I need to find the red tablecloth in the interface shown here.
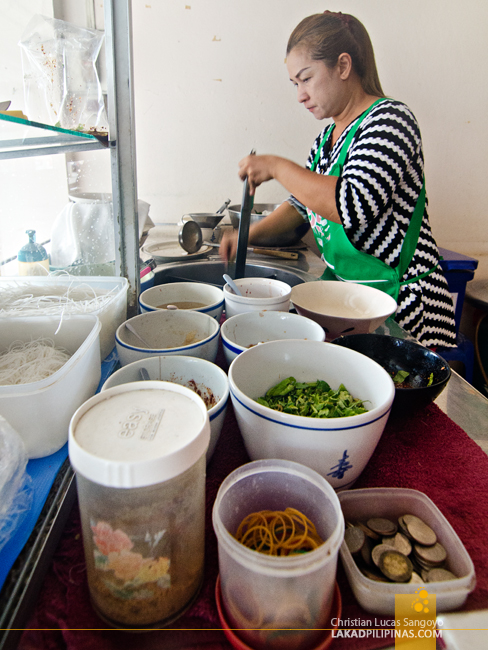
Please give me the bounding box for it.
[19,360,488,650]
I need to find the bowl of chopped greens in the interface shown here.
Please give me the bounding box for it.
[331,334,451,412]
[228,339,395,490]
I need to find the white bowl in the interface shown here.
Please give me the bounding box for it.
[290,281,397,341]
[228,339,395,490]
[223,277,291,318]
[139,282,224,321]
[115,310,220,366]
[102,356,229,463]
[221,310,326,366]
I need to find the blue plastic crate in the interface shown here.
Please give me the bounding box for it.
[438,247,478,336]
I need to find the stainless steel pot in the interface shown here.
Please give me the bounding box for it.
[227,203,309,248]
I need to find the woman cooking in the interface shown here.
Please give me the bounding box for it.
[220,11,457,349]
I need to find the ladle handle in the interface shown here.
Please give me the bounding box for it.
[234,150,255,279]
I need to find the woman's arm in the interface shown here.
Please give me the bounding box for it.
[238,154,341,224]
[219,201,304,262]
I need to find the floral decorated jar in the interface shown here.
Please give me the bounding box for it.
[69,381,210,628]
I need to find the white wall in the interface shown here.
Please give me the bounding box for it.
[130,0,488,267]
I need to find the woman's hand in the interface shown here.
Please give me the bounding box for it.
[238,155,278,195]
[219,229,239,263]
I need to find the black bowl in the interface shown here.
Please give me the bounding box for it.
[331,333,451,412]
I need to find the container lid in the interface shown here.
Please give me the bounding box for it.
[69,381,210,488]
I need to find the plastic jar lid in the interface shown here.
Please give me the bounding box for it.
[69,381,210,488]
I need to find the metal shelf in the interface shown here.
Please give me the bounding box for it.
[0,113,110,159]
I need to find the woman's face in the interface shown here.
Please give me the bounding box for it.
[286,47,345,121]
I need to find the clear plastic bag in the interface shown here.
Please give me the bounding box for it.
[49,196,151,271]
[19,14,108,132]
[0,416,33,552]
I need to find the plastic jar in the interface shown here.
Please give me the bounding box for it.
[69,381,210,628]
[212,459,344,650]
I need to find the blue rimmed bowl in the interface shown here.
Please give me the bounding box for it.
[116,309,220,366]
[101,355,229,463]
[228,339,395,490]
[221,310,326,366]
[139,282,224,321]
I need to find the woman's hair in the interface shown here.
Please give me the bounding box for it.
[286,12,385,97]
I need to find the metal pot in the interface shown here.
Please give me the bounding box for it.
[227,203,310,248]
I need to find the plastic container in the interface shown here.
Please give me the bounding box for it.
[223,277,291,319]
[212,459,345,650]
[69,381,210,628]
[438,247,478,336]
[338,488,476,614]
[0,314,101,458]
[101,355,229,464]
[0,276,128,360]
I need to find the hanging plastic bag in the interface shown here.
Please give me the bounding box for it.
[19,14,108,133]
[0,416,33,553]
[49,195,151,272]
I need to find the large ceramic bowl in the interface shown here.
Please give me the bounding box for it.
[290,281,397,341]
[331,333,451,412]
[221,310,326,366]
[102,355,229,463]
[228,339,395,490]
[115,310,220,366]
[139,282,224,321]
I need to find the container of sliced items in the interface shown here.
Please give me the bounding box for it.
[338,487,476,614]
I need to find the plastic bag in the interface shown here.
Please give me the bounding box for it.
[19,14,108,132]
[0,416,33,553]
[49,196,151,271]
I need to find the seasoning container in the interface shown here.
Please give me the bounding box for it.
[17,230,49,275]
[69,381,210,628]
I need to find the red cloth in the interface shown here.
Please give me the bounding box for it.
[19,375,488,650]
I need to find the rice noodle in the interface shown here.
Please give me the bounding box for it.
[0,278,118,335]
[0,338,71,386]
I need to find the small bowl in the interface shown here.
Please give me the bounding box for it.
[139,282,224,321]
[228,339,395,490]
[223,277,291,319]
[338,488,476,614]
[331,333,451,411]
[221,310,326,366]
[101,356,229,463]
[115,310,220,366]
[290,281,397,341]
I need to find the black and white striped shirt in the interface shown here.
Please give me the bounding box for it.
[290,99,457,348]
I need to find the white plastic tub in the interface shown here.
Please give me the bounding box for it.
[338,488,476,614]
[0,315,101,458]
[0,276,128,360]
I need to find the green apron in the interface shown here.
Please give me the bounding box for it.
[308,98,434,301]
